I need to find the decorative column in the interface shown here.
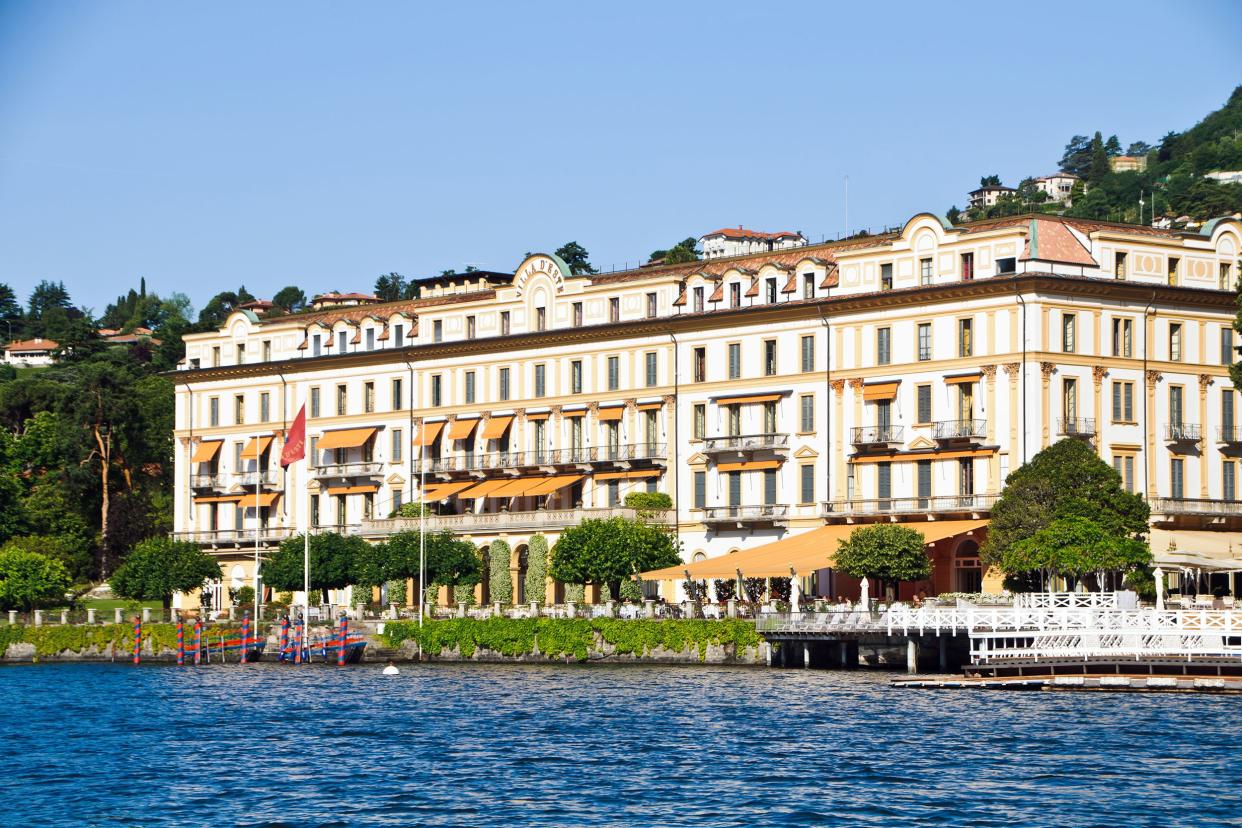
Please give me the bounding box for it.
[831,379,847,501]
[847,378,863,501]
[1145,370,1162,500]
[624,398,637,449]
[1003,363,1022,465]
[1092,366,1108,450]
[981,365,998,492]
[1199,374,1213,498]
[662,393,677,514]
[1039,362,1056,449]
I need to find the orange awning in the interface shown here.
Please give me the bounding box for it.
[597,407,624,421]
[944,373,982,385]
[238,492,280,508]
[327,484,380,495]
[862,382,900,401]
[562,409,587,418]
[317,427,377,451]
[526,412,550,421]
[419,481,477,502]
[191,440,223,463]
[414,422,445,446]
[457,478,518,499]
[637,402,663,411]
[717,460,781,472]
[480,416,513,440]
[640,519,987,580]
[447,419,479,440]
[526,475,584,495]
[240,436,274,460]
[193,494,241,503]
[595,470,662,480]
[715,393,782,406]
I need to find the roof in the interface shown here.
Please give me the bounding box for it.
[1021,217,1098,267]
[701,227,803,241]
[311,292,379,303]
[4,338,58,351]
[968,185,1016,195]
[1034,172,1079,181]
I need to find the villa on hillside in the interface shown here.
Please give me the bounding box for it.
[3,337,58,367]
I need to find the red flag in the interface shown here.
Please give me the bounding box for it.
[281,404,306,467]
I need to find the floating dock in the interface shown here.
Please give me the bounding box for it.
[893,674,1242,693]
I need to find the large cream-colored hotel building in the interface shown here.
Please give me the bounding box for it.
[173,213,1242,609]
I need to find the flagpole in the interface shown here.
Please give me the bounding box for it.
[253,431,260,630]
[419,421,426,628]
[304,450,311,625]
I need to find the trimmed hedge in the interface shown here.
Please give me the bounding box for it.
[380,617,762,662]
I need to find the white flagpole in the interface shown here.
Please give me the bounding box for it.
[252,432,260,628]
[419,423,426,628]
[304,452,311,624]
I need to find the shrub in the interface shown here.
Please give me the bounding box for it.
[0,547,71,611]
[619,578,643,602]
[488,540,513,604]
[624,491,672,511]
[524,535,548,604]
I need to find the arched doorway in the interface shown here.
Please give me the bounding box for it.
[477,544,491,605]
[953,539,982,593]
[514,543,529,604]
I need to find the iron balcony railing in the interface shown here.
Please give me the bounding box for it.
[822,493,999,517]
[173,527,293,545]
[412,443,667,474]
[1149,497,1242,517]
[190,473,225,489]
[1057,418,1096,437]
[702,433,790,453]
[850,425,904,446]
[702,504,790,523]
[237,469,280,487]
[362,506,670,536]
[933,419,987,440]
[313,461,383,478]
[1164,423,1201,442]
[1219,425,1242,443]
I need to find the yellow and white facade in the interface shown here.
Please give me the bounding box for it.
[172,212,1242,606]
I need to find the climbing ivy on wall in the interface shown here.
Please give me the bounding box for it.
[488,540,513,605]
[524,535,548,604]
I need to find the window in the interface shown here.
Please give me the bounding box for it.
[391,429,403,464]
[571,360,583,394]
[694,471,706,509]
[727,343,741,379]
[336,384,347,415]
[234,395,245,425]
[607,356,620,391]
[233,441,244,472]
[1112,454,1135,492]
[800,395,814,432]
[534,364,546,397]
[366,328,375,350]
[645,352,657,387]
[311,337,320,358]
[1222,262,1235,291]
[466,316,476,339]
[236,344,246,364]
[1168,256,1180,286]
[1169,386,1183,426]
[430,375,442,407]
[1063,378,1078,423]
[464,371,476,404]
[729,283,741,308]
[364,382,375,413]
[338,331,348,352]
[260,392,270,423]
[433,320,443,343]
[1169,323,1183,362]
[392,378,403,411]
[997,257,1016,274]
[607,480,620,508]
[917,323,932,361]
[1112,380,1135,422]
[916,384,932,424]
[1223,327,1235,366]
[875,399,892,431]
[880,263,893,291]
[917,460,932,505]
[643,410,658,446]
[877,328,891,366]
[500,311,510,336]
[958,318,972,358]
[693,404,706,439]
[646,292,657,318]
[1115,251,1127,279]
[765,278,778,304]
[609,298,620,322]
[1062,313,1076,353]
[726,405,741,437]
[801,335,814,373]
[800,464,815,504]
[262,340,271,361]
[1171,458,1184,499]
[209,397,219,427]
[728,471,742,506]
[573,302,583,327]
[920,257,933,286]
[763,469,777,505]
[570,418,583,454]
[803,273,815,300]
[763,401,777,434]
[498,368,510,401]
[693,347,706,383]
[957,384,975,421]
[212,345,221,366]
[961,252,974,281]
[1224,461,1237,501]
[393,324,404,347]
[693,287,704,314]
[959,458,975,496]
[392,489,403,511]
[1223,390,1235,439]
[1112,318,1133,357]
[878,462,892,501]
[764,339,777,376]
[310,387,320,418]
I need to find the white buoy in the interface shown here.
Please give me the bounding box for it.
[382,662,400,676]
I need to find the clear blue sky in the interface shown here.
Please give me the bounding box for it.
[1,1,1240,315]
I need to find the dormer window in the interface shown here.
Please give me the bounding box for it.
[365,328,375,351]
[609,298,620,323]
[236,344,245,364]
[535,307,546,331]
[729,283,741,308]
[312,335,321,357]
[693,287,704,313]
[802,273,815,299]
[338,331,347,352]
[433,320,443,342]
[765,278,777,304]
[467,315,477,339]
[393,324,404,347]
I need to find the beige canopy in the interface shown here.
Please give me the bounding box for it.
[1150,528,1242,571]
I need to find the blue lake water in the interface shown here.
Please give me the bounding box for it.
[1,662,1240,827]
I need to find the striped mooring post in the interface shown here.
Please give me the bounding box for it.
[240,611,251,665]
[193,619,203,666]
[337,614,348,666]
[176,622,184,666]
[293,616,303,665]
[132,616,142,665]
[279,616,290,662]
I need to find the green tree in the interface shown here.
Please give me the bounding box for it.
[1126,140,1152,157]
[524,534,548,604]
[271,286,307,314]
[27,280,71,319]
[983,439,1150,584]
[373,273,408,302]
[488,540,513,604]
[550,517,680,601]
[834,524,931,600]
[0,546,71,611]
[1104,134,1123,157]
[1000,516,1150,591]
[1087,131,1111,185]
[108,537,220,611]
[650,238,699,264]
[264,532,370,602]
[946,205,962,225]
[1059,134,1093,177]
[979,174,1002,187]
[554,241,597,276]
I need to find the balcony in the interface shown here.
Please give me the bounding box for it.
[850,425,904,450]
[173,527,293,548]
[237,469,280,488]
[360,506,669,536]
[933,419,987,442]
[1149,498,1242,518]
[313,461,383,479]
[1164,423,1201,443]
[1218,426,1242,444]
[412,444,667,477]
[190,473,226,490]
[1057,418,1096,438]
[702,433,790,455]
[702,504,789,527]
[821,493,998,521]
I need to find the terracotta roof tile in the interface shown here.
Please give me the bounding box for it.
[1022,217,1098,267]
